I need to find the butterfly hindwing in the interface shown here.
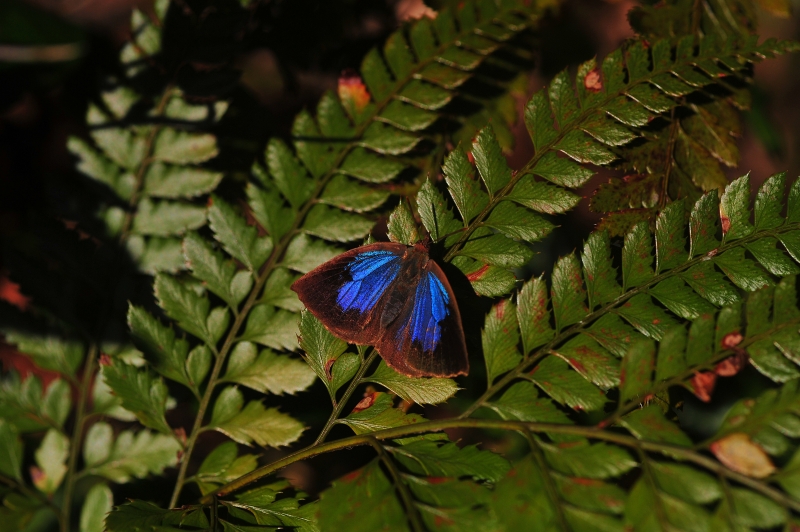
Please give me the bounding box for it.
[291,243,407,345]
[377,259,468,378]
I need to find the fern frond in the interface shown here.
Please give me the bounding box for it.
[468,173,800,419]
[0,2,244,528]
[68,2,229,273]
[597,0,792,234]
[432,34,797,272]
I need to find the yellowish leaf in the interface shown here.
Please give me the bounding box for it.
[710,433,776,478]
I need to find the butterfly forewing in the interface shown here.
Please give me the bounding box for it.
[291,243,407,345]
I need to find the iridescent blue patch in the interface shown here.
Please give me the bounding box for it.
[404,271,449,352]
[337,250,401,313]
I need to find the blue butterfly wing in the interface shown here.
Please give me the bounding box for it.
[376,260,468,378]
[291,243,407,345]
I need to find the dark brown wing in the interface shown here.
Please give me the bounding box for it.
[290,242,408,345]
[375,260,468,378]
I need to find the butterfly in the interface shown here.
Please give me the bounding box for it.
[291,241,468,378]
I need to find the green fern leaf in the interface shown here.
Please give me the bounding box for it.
[0,420,23,481]
[298,311,355,399]
[192,441,258,496]
[340,393,425,434]
[102,362,172,435]
[365,361,458,405]
[210,387,304,448]
[82,422,180,483]
[221,341,315,396]
[318,460,406,532]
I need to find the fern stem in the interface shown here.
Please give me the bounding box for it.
[459,221,800,418]
[119,86,173,241]
[200,418,800,513]
[0,474,60,515]
[458,350,547,419]
[636,446,671,526]
[717,475,739,529]
[523,430,570,532]
[367,437,425,532]
[60,342,98,532]
[314,349,379,445]
[658,108,680,210]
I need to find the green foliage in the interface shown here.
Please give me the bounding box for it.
[68,3,227,274]
[4,1,800,531]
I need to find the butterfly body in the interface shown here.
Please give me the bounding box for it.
[291,242,468,378]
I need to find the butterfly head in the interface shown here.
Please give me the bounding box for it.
[413,238,431,254]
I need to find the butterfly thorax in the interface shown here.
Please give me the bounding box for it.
[379,246,429,329]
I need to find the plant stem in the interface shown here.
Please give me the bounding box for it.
[658,108,679,209]
[458,351,546,419]
[523,430,569,532]
[201,418,800,513]
[0,474,60,515]
[368,437,425,532]
[314,349,379,445]
[636,446,670,526]
[60,343,98,532]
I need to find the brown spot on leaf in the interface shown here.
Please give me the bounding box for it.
[715,351,747,377]
[342,469,363,482]
[494,300,506,320]
[324,359,336,381]
[466,264,490,282]
[690,371,716,402]
[721,332,743,350]
[99,354,112,367]
[338,69,371,117]
[569,358,586,373]
[174,427,187,445]
[583,69,603,92]
[352,392,378,413]
[434,515,455,527]
[428,476,449,484]
[720,215,731,235]
[652,318,660,325]
[29,466,45,487]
